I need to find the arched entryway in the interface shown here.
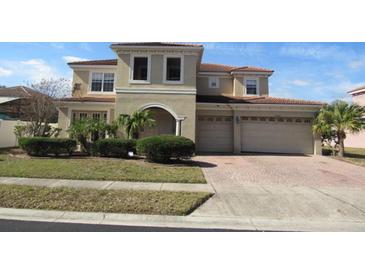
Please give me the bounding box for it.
[139,104,182,138]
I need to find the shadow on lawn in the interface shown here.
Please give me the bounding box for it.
[344,152,365,159]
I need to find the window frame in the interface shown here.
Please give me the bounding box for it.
[89,72,115,93]
[208,76,220,89]
[163,55,184,84]
[245,77,259,95]
[129,54,151,84]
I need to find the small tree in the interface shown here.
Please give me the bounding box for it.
[20,78,71,137]
[313,100,365,157]
[21,92,57,136]
[118,110,155,139]
[30,78,71,98]
[67,118,109,153]
[105,120,119,138]
[67,119,90,153]
[88,119,108,141]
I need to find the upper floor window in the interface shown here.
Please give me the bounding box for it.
[164,56,183,83]
[91,72,114,92]
[209,77,220,88]
[246,79,258,95]
[131,56,150,82]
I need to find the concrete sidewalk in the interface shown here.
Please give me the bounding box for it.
[1,207,365,231]
[0,177,214,193]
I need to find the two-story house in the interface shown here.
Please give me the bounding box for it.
[345,86,365,148]
[57,42,322,155]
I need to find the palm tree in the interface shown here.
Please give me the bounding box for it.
[118,110,155,139]
[67,119,91,153]
[313,100,365,157]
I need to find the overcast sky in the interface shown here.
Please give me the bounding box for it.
[0,42,364,102]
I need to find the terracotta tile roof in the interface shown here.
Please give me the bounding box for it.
[68,59,117,66]
[0,86,41,98]
[199,63,237,72]
[199,63,273,73]
[231,66,274,73]
[196,95,323,105]
[111,42,203,48]
[57,97,116,103]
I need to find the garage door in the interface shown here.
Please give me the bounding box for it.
[196,116,233,153]
[241,117,314,154]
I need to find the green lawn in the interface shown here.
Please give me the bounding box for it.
[0,184,212,215]
[0,153,206,184]
[335,147,365,167]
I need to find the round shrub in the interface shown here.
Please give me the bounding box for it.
[92,138,136,158]
[136,135,195,163]
[19,137,76,157]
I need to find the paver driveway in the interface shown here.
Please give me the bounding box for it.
[192,154,365,230]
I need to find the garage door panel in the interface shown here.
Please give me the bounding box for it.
[197,116,233,153]
[241,118,314,154]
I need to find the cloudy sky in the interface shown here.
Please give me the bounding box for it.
[0,42,364,102]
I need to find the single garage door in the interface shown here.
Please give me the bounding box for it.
[241,117,314,154]
[196,116,233,153]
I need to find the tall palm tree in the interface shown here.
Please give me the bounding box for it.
[118,110,155,139]
[313,100,365,157]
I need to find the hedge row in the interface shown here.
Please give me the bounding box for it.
[19,137,76,157]
[136,135,195,163]
[92,139,136,158]
[19,135,195,163]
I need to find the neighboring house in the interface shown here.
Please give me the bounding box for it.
[0,86,58,148]
[57,42,322,155]
[0,86,39,148]
[345,86,365,148]
[0,86,58,121]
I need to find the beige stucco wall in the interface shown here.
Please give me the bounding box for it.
[57,107,69,138]
[196,76,233,96]
[115,93,196,141]
[345,130,365,148]
[233,76,269,96]
[259,77,269,96]
[72,70,90,97]
[352,93,365,106]
[116,53,197,90]
[71,68,117,97]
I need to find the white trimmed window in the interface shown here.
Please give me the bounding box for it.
[131,56,150,82]
[91,72,114,92]
[163,56,183,83]
[246,79,258,95]
[209,77,220,88]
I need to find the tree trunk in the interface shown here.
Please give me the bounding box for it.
[132,131,139,140]
[338,136,345,157]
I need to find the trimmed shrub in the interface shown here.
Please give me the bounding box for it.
[136,135,195,163]
[92,138,136,158]
[19,137,76,157]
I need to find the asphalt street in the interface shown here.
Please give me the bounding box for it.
[0,219,250,232]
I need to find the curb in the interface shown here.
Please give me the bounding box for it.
[1,207,365,231]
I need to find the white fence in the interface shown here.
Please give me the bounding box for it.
[0,120,59,148]
[0,120,26,148]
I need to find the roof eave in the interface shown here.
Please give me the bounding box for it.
[110,44,204,53]
[68,64,117,69]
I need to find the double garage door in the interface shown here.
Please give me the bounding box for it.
[196,115,314,154]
